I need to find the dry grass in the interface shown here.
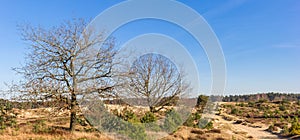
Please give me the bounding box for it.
[0,107,112,140]
[1,102,290,140]
[0,129,111,140]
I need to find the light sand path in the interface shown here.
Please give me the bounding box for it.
[212,108,285,140]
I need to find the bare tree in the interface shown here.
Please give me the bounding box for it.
[124,53,187,112]
[13,19,117,131]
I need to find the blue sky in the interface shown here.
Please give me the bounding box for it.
[0,0,299,95]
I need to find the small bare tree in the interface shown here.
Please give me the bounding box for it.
[125,53,187,112]
[14,19,117,131]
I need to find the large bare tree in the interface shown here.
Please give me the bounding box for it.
[124,53,187,112]
[14,19,117,131]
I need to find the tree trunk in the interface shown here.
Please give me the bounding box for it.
[70,57,77,131]
[69,93,77,131]
[150,106,155,113]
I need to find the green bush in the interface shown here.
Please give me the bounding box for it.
[184,112,201,128]
[0,101,17,130]
[77,118,88,126]
[144,122,161,132]
[198,119,213,130]
[161,109,182,132]
[258,99,267,103]
[281,99,290,104]
[204,121,213,130]
[32,120,52,134]
[274,109,280,115]
[231,108,239,115]
[119,122,147,140]
[289,117,300,135]
[197,95,208,107]
[121,108,139,123]
[267,124,278,132]
[281,125,289,135]
[237,102,245,107]
[248,101,255,107]
[140,112,156,123]
[83,101,147,139]
[279,104,286,111]
[280,116,285,122]
[101,115,147,140]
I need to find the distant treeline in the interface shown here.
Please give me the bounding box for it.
[0,99,65,109]
[221,92,300,102]
[1,92,300,109]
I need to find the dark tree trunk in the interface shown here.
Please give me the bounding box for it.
[69,93,77,131]
[69,57,77,131]
[150,106,155,113]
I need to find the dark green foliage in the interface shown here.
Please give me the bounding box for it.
[0,101,17,130]
[280,116,285,122]
[237,102,245,107]
[101,114,147,140]
[184,112,201,128]
[120,108,139,123]
[263,112,269,118]
[267,124,278,132]
[162,109,182,132]
[259,99,268,103]
[197,95,208,107]
[144,122,161,132]
[204,121,213,130]
[289,117,300,135]
[279,104,286,111]
[77,118,88,126]
[32,120,52,134]
[281,99,290,104]
[222,93,300,102]
[281,125,290,135]
[140,111,156,123]
[248,101,255,107]
[119,122,147,140]
[83,101,147,140]
[274,109,280,115]
[198,119,213,130]
[230,108,239,115]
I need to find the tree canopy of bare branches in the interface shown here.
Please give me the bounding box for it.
[14,18,117,131]
[124,53,187,112]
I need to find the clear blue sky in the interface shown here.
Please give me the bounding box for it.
[0,0,299,95]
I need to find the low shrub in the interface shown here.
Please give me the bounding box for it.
[248,101,255,107]
[140,112,156,123]
[161,109,182,132]
[101,115,147,140]
[0,101,17,130]
[204,121,213,130]
[32,120,52,134]
[198,119,213,130]
[279,104,286,111]
[231,108,239,115]
[289,117,300,135]
[267,124,278,132]
[184,112,201,128]
[122,108,139,123]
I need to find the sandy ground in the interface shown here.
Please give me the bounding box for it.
[213,103,286,140]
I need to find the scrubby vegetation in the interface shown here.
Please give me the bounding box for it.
[221,98,300,138]
[0,101,17,130]
[1,93,300,139]
[222,92,300,102]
